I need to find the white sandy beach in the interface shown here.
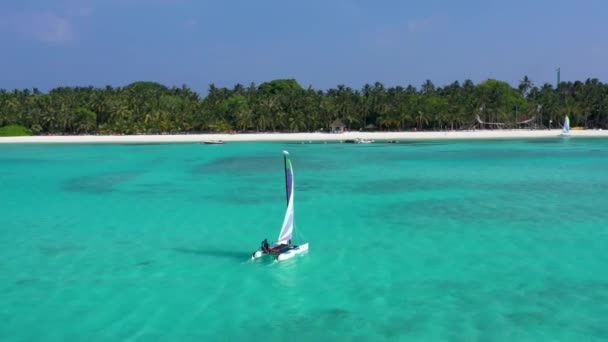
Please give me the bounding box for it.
[1,130,607,144]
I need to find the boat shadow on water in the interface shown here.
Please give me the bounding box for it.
[170,247,248,261]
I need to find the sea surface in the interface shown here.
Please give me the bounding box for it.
[1,138,608,341]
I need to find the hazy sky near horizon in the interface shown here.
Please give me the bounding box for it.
[1,0,607,93]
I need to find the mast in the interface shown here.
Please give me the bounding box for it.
[282,150,293,245]
[283,150,289,205]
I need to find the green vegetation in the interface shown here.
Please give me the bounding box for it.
[1,77,607,135]
[0,125,33,136]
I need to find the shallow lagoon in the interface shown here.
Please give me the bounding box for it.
[1,139,608,341]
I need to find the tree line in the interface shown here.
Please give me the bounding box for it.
[1,77,607,135]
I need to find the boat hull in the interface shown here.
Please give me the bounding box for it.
[252,250,264,259]
[251,243,309,261]
[276,243,309,262]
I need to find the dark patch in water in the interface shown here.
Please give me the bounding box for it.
[194,155,278,175]
[39,245,84,256]
[194,154,344,176]
[0,158,52,164]
[587,149,608,156]
[370,147,595,163]
[357,171,608,199]
[131,182,185,196]
[135,260,154,266]
[319,308,350,319]
[204,194,268,205]
[531,280,608,304]
[203,185,278,205]
[15,278,39,286]
[296,181,323,192]
[584,323,608,340]
[300,158,346,171]
[85,156,121,162]
[170,247,247,261]
[148,157,171,164]
[64,171,142,193]
[380,313,429,338]
[374,196,566,226]
[495,281,608,336]
[302,308,354,330]
[357,177,452,194]
[353,147,537,164]
[435,149,549,160]
[277,308,354,333]
[504,311,547,327]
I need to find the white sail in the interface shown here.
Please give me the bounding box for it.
[277,151,294,245]
[563,115,570,133]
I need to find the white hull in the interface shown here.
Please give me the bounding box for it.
[355,138,374,144]
[252,250,264,259]
[276,243,309,262]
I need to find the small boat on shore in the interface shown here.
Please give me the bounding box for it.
[343,138,374,144]
[201,140,224,144]
[356,138,374,144]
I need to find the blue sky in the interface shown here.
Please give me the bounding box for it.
[1,0,607,93]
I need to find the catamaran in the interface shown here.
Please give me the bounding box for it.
[560,115,571,137]
[251,151,309,262]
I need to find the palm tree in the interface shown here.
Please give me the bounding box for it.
[421,80,436,95]
[518,76,533,96]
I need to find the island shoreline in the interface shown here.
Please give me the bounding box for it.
[1,130,606,144]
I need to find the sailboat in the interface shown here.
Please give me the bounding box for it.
[560,115,571,137]
[251,151,309,262]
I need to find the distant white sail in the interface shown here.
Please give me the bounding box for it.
[563,115,570,133]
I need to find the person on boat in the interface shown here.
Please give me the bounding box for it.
[261,239,270,252]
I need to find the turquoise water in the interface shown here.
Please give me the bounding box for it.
[2,138,608,341]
